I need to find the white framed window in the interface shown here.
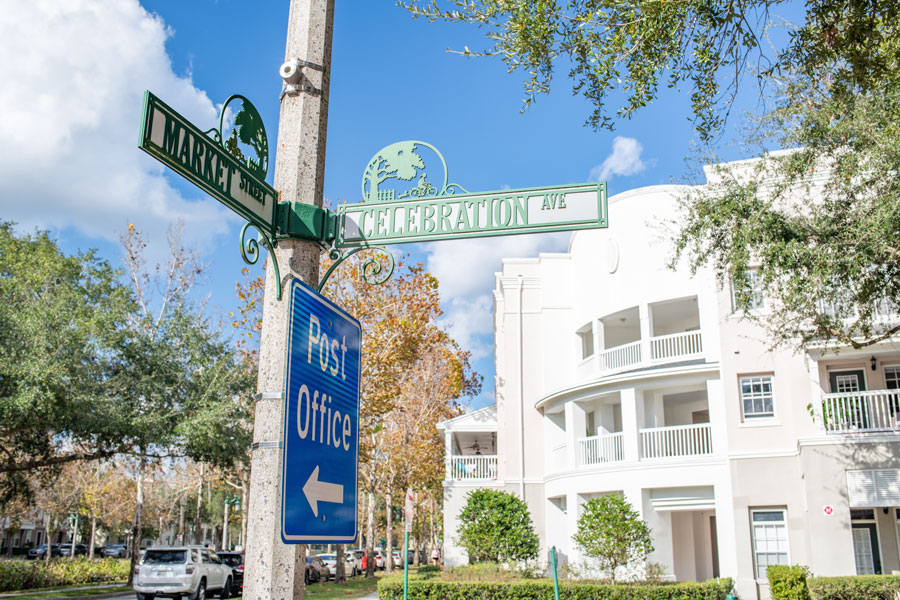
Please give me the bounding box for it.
[577,324,594,360]
[885,366,900,390]
[740,375,775,419]
[732,268,765,311]
[751,508,789,579]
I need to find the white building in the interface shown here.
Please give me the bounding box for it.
[438,173,900,600]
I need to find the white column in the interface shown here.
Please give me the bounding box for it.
[640,303,653,362]
[564,401,587,468]
[444,431,453,478]
[621,388,645,462]
[635,488,675,581]
[807,354,825,432]
[706,379,727,456]
[645,391,665,428]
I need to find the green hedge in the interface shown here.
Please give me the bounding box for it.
[0,558,129,592]
[809,575,900,600]
[768,565,809,600]
[378,575,734,600]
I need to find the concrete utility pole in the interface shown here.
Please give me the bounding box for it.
[243,1,334,598]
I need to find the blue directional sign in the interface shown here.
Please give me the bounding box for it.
[281,279,361,544]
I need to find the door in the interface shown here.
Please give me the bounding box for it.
[830,370,868,429]
[852,524,881,574]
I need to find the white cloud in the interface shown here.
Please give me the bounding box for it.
[589,136,647,181]
[424,232,569,360]
[0,0,236,250]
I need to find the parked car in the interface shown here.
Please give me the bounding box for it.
[359,549,385,571]
[133,546,233,600]
[304,555,329,584]
[317,553,338,579]
[27,544,61,560]
[101,543,127,558]
[59,544,87,557]
[344,551,360,576]
[217,551,244,595]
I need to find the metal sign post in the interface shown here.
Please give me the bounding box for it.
[403,488,414,600]
[281,280,361,543]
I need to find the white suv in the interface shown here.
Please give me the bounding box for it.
[134,546,233,600]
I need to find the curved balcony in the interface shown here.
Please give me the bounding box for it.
[640,423,713,459]
[596,330,704,376]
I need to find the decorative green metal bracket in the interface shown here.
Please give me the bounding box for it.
[317,245,395,294]
[240,223,283,300]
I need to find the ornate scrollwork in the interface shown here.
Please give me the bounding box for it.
[240,223,282,301]
[317,246,395,294]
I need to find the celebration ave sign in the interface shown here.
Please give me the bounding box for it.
[336,141,607,248]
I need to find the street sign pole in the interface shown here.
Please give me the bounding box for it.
[243,1,334,599]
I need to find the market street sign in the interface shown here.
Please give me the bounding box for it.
[336,181,606,247]
[138,91,277,236]
[281,279,361,544]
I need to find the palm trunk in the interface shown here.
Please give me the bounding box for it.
[194,463,204,544]
[365,490,376,577]
[177,496,185,543]
[43,513,51,564]
[128,457,146,586]
[384,492,393,573]
[88,516,96,560]
[335,543,346,583]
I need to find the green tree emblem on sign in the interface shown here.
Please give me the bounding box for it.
[219,95,269,181]
[361,140,466,203]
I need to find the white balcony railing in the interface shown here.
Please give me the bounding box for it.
[577,433,625,466]
[650,330,703,362]
[449,455,498,480]
[597,332,704,374]
[821,390,900,434]
[640,423,713,459]
[598,340,642,372]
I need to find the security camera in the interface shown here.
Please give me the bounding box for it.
[280,59,303,84]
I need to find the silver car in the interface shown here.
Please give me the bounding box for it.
[133,546,233,600]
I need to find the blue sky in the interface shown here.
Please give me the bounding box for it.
[0,1,769,410]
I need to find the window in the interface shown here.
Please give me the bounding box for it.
[751,509,789,579]
[577,324,594,360]
[885,366,900,390]
[740,375,775,419]
[732,268,765,311]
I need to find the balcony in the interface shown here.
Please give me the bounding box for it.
[821,389,900,434]
[577,433,625,466]
[598,330,704,375]
[449,455,498,480]
[640,423,713,459]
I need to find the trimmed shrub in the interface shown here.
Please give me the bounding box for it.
[456,489,540,564]
[808,575,900,600]
[573,495,653,582]
[377,575,734,599]
[768,565,809,600]
[0,558,128,592]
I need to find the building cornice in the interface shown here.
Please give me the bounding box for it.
[535,361,720,410]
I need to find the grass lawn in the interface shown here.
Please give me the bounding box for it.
[4,585,132,599]
[303,572,385,600]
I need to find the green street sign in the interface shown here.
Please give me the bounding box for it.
[330,141,607,249]
[138,91,277,235]
[336,181,607,247]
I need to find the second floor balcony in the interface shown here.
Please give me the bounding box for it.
[576,423,713,467]
[821,389,900,434]
[580,296,706,378]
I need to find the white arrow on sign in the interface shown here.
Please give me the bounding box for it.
[303,465,344,517]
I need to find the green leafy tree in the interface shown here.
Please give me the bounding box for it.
[0,222,134,502]
[402,0,900,141]
[456,489,539,564]
[572,494,653,582]
[673,67,900,351]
